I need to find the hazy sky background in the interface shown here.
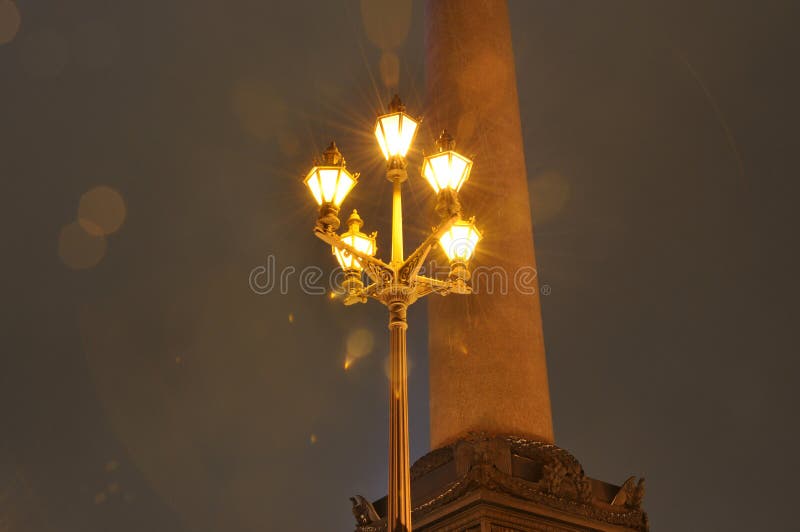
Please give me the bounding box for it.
[2,1,799,530]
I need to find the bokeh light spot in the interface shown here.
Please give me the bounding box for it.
[360,0,412,51]
[58,221,107,270]
[78,186,127,236]
[346,328,374,360]
[0,0,21,45]
[309,434,317,445]
[379,51,400,89]
[288,313,294,324]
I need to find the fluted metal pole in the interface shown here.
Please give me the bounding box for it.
[387,300,411,532]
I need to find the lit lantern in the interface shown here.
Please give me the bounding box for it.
[374,95,419,160]
[422,130,473,193]
[333,210,377,271]
[304,141,358,230]
[304,141,358,207]
[438,218,482,263]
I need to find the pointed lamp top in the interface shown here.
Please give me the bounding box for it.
[388,94,405,113]
[320,140,345,166]
[346,209,364,231]
[435,129,456,152]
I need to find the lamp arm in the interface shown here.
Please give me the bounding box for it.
[412,275,458,298]
[313,226,394,285]
[397,213,459,284]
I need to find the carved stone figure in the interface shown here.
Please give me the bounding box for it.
[351,495,381,526]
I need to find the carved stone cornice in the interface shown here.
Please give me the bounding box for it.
[354,434,648,532]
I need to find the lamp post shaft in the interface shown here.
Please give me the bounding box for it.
[391,179,404,264]
[387,300,411,532]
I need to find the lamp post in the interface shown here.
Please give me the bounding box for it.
[303,95,482,532]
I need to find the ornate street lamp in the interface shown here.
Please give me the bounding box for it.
[303,95,482,532]
[422,129,473,219]
[303,141,359,231]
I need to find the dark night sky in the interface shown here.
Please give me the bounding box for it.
[2,1,799,530]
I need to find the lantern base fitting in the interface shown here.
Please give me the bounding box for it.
[343,270,367,305]
[449,261,471,294]
[317,203,341,232]
[435,189,462,220]
[386,158,408,183]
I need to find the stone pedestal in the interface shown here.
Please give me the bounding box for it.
[351,435,648,532]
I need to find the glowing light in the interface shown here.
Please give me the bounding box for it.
[422,150,473,194]
[438,218,482,262]
[309,434,318,445]
[288,313,294,323]
[333,210,376,271]
[374,95,418,160]
[329,291,337,300]
[58,221,107,270]
[422,130,472,193]
[344,357,352,370]
[78,186,127,236]
[304,142,357,207]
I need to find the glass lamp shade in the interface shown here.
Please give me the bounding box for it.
[438,219,482,262]
[374,112,419,160]
[422,150,473,193]
[333,210,377,271]
[304,166,357,208]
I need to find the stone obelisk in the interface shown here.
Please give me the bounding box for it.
[426,0,554,448]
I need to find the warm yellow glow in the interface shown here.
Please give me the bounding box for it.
[438,219,482,262]
[333,210,377,271]
[304,166,356,207]
[375,111,418,159]
[422,150,473,193]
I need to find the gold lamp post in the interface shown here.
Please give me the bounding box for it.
[303,95,481,532]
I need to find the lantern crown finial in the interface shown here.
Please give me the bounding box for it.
[435,129,456,152]
[321,141,345,166]
[347,209,364,231]
[388,94,405,113]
